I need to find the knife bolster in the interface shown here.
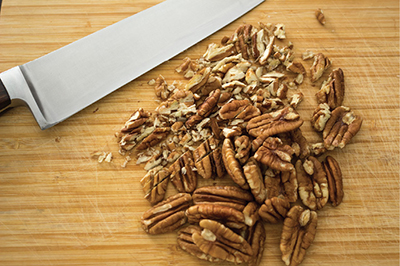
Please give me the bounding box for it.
[0,79,11,110]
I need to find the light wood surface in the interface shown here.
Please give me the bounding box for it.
[0,0,399,265]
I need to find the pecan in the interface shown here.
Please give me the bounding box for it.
[274,23,286,39]
[243,201,260,227]
[136,127,170,150]
[141,193,192,234]
[222,126,243,138]
[279,128,310,159]
[197,89,221,117]
[204,43,236,62]
[234,135,251,164]
[243,158,267,204]
[251,29,266,60]
[316,68,345,109]
[311,103,332,132]
[195,148,225,179]
[219,99,250,120]
[169,151,197,193]
[280,206,318,266]
[254,137,295,172]
[185,67,211,93]
[286,61,306,75]
[177,225,221,262]
[315,8,326,25]
[192,185,253,212]
[309,142,327,156]
[154,74,170,100]
[209,117,222,139]
[323,156,344,206]
[222,61,251,83]
[120,108,151,134]
[259,36,275,65]
[246,221,266,266]
[310,53,331,82]
[259,196,291,224]
[323,106,363,150]
[140,166,170,205]
[175,57,199,77]
[186,204,246,230]
[222,138,249,190]
[265,168,298,203]
[280,169,298,202]
[296,157,329,210]
[192,219,253,264]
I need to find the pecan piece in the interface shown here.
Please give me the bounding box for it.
[140,166,170,205]
[222,138,249,190]
[192,219,253,264]
[177,225,221,262]
[204,43,236,62]
[316,68,345,109]
[315,8,326,25]
[185,67,211,93]
[243,158,267,204]
[192,185,253,212]
[234,135,251,164]
[219,99,251,120]
[310,53,331,82]
[280,206,318,266]
[154,74,170,100]
[311,103,332,132]
[169,151,197,193]
[259,196,291,224]
[120,108,151,134]
[323,106,363,150]
[197,89,221,117]
[192,137,224,179]
[136,127,170,150]
[254,137,295,172]
[247,221,266,266]
[141,193,192,234]
[323,156,344,206]
[243,201,260,227]
[296,157,329,210]
[259,36,276,65]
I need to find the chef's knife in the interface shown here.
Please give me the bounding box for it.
[0,0,264,129]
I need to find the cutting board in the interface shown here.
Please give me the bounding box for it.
[0,0,399,265]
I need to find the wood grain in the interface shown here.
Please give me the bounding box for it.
[0,0,399,265]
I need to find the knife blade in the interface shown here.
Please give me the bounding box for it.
[0,0,264,130]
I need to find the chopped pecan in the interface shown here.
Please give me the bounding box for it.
[177,225,221,262]
[222,126,243,138]
[323,156,344,206]
[259,36,275,65]
[140,166,170,205]
[203,43,236,62]
[219,99,250,120]
[192,185,253,212]
[315,8,326,25]
[120,108,151,134]
[309,142,327,156]
[154,75,171,100]
[280,206,318,266]
[136,127,170,150]
[243,158,267,204]
[246,221,266,266]
[192,219,253,264]
[186,204,246,230]
[259,196,291,224]
[316,68,345,109]
[286,61,306,75]
[185,67,211,93]
[141,193,192,234]
[274,23,286,39]
[175,57,199,77]
[251,29,266,60]
[323,106,363,150]
[222,138,249,190]
[234,135,251,164]
[169,151,197,193]
[197,89,221,117]
[310,53,331,82]
[296,157,329,210]
[243,201,260,227]
[311,103,332,132]
[195,147,225,179]
[222,61,251,83]
[254,137,295,172]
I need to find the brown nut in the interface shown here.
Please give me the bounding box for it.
[120,108,151,134]
[234,135,252,165]
[246,221,266,266]
[154,74,170,100]
[243,158,267,204]
[243,201,260,227]
[136,127,170,150]
[219,99,251,120]
[315,8,326,25]
[192,219,253,264]
[141,193,192,234]
[140,166,170,205]
[323,106,363,150]
[185,67,211,93]
[316,68,345,109]
[222,138,249,190]
[296,157,329,210]
[323,156,344,206]
[197,89,221,117]
[254,137,295,172]
[192,185,254,212]
[311,103,332,132]
[259,196,291,224]
[280,206,318,266]
[310,53,331,82]
[169,151,197,193]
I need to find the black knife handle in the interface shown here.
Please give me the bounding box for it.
[0,79,11,110]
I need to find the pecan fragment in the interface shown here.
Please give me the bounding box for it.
[316,68,345,109]
[323,156,344,206]
[141,193,192,234]
[222,138,249,190]
[323,106,363,150]
[264,169,298,202]
[254,137,295,172]
[311,103,332,132]
[315,8,326,25]
[247,221,266,266]
[296,157,329,210]
[280,206,318,266]
[219,99,251,120]
[169,151,197,193]
[192,137,224,179]
[243,201,260,227]
[192,219,253,264]
[185,67,211,93]
[310,53,331,82]
[259,196,291,224]
[204,43,236,62]
[136,127,170,150]
[140,166,170,205]
[243,158,267,204]
[154,74,171,100]
[234,135,251,164]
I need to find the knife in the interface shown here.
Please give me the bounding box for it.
[0,0,264,130]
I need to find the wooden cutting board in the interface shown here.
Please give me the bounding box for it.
[0,0,399,265]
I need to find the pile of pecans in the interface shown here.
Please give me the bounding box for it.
[115,22,362,266]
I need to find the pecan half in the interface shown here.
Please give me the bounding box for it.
[280,206,318,266]
[279,128,310,159]
[316,68,345,109]
[323,156,344,206]
[311,103,332,132]
[310,53,331,82]
[197,89,221,117]
[219,99,251,120]
[169,151,197,193]
[136,127,170,150]
[254,137,295,172]
[192,185,254,212]
[193,137,224,179]
[140,166,170,205]
[243,158,267,204]
[259,196,291,224]
[296,157,329,210]
[192,219,253,264]
[247,221,266,266]
[323,106,363,150]
[222,138,249,190]
[141,193,192,234]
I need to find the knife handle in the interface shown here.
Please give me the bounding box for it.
[0,79,11,110]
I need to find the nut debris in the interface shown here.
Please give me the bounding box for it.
[315,8,326,25]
